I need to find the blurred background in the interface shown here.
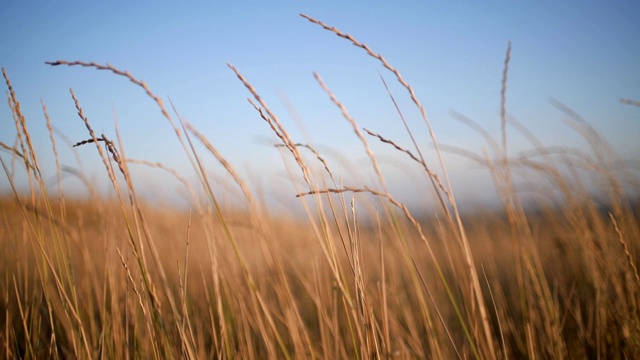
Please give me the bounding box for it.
[1,1,639,213]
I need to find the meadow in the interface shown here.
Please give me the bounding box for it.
[2,14,639,359]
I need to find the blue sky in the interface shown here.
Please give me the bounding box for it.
[1,2,639,211]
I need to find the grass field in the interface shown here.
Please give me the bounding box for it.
[2,15,640,359]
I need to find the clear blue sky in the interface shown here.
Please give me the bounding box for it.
[1,2,639,210]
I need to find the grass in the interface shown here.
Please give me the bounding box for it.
[2,13,640,359]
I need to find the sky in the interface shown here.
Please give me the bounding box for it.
[1,2,639,213]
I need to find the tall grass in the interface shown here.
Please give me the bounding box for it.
[2,14,639,359]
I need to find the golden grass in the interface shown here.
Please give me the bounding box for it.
[2,13,639,360]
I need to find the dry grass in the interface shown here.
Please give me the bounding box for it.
[2,14,640,360]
